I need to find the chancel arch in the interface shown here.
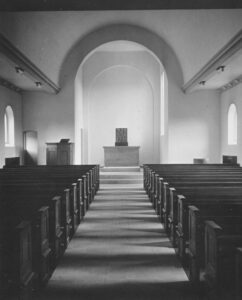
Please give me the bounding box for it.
[75,40,167,165]
[64,25,174,165]
[59,23,219,165]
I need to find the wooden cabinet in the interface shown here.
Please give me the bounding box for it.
[46,141,74,165]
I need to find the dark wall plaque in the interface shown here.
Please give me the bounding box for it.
[115,128,128,146]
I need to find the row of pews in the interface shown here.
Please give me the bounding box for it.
[144,163,242,299]
[0,164,99,300]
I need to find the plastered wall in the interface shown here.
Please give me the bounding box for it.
[21,24,221,165]
[22,89,75,164]
[168,87,221,163]
[79,50,161,165]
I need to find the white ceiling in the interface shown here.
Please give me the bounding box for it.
[0,52,50,92]
[0,10,241,93]
[95,41,148,52]
[191,48,242,92]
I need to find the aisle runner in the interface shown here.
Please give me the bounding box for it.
[36,178,206,300]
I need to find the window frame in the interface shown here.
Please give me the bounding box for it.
[228,103,237,145]
[4,105,15,147]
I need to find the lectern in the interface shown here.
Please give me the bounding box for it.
[46,139,74,165]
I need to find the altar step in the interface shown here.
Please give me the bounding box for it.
[100,166,143,184]
[101,173,143,179]
[100,179,143,184]
[100,166,141,172]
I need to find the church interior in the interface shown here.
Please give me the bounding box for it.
[1,1,242,299]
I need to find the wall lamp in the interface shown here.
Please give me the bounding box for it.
[35,81,42,88]
[15,66,24,75]
[216,65,226,72]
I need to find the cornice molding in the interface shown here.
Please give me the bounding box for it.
[183,29,242,93]
[0,34,60,94]
[0,76,22,94]
[220,74,242,92]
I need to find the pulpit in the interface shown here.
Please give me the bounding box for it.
[46,139,74,165]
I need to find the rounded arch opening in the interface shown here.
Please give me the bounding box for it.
[74,39,168,165]
[228,103,237,145]
[4,105,15,147]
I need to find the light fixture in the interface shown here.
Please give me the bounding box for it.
[216,65,225,72]
[199,80,206,86]
[35,81,42,88]
[15,66,24,75]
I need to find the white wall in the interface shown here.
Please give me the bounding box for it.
[21,24,221,165]
[168,86,221,163]
[0,86,23,167]
[220,83,242,164]
[79,49,161,165]
[22,90,75,164]
[87,66,154,165]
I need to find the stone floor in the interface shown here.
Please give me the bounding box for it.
[35,183,208,300]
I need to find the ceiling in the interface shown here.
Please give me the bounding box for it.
[193,49,242,92]
[0,10,241,94]
[95,41,148,52]
[0,0,242,11]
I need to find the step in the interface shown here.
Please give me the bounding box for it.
[100,173,143,180]
[100,178,143,184]
[101,166,141,172]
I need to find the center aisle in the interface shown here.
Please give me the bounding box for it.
[35,168,206,300]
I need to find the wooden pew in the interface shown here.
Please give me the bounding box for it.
[3,202,52,290]
[145,166,242,211]
[188,204,242,283]
[159,176,242,216]
[205,220,242,298]
[168,187,242,251]
[2,180,90,275]
[236,247,242,300]
[160,180,242,232]
[143,164,241,196]
[144,163,242,297]
[161,180,242,232]
[155,172,242,209]
[3,221,35,300]
[32,207,51,287]
[0,226,3,299]
[1,165,98,222]
[3,180,77,230]
[0,164,99,299]
[0,166,99,276]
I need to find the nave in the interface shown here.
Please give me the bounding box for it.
[35,169,206,300]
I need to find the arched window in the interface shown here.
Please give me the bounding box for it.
[4,105,15,146]
[228,103,237,145]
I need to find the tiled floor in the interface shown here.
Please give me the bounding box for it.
[35,183,208,300]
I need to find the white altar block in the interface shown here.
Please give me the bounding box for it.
[103,146,140,166]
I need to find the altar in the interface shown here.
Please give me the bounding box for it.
[103,146,140,166]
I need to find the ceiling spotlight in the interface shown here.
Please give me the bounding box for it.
[35,81,42,88]
[216,65,225,72]
[199,80,206,86]
[15,66,24,75]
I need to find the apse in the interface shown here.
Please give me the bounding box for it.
[75,40,165,165]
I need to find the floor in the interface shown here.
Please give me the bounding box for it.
[35,174,208,300]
